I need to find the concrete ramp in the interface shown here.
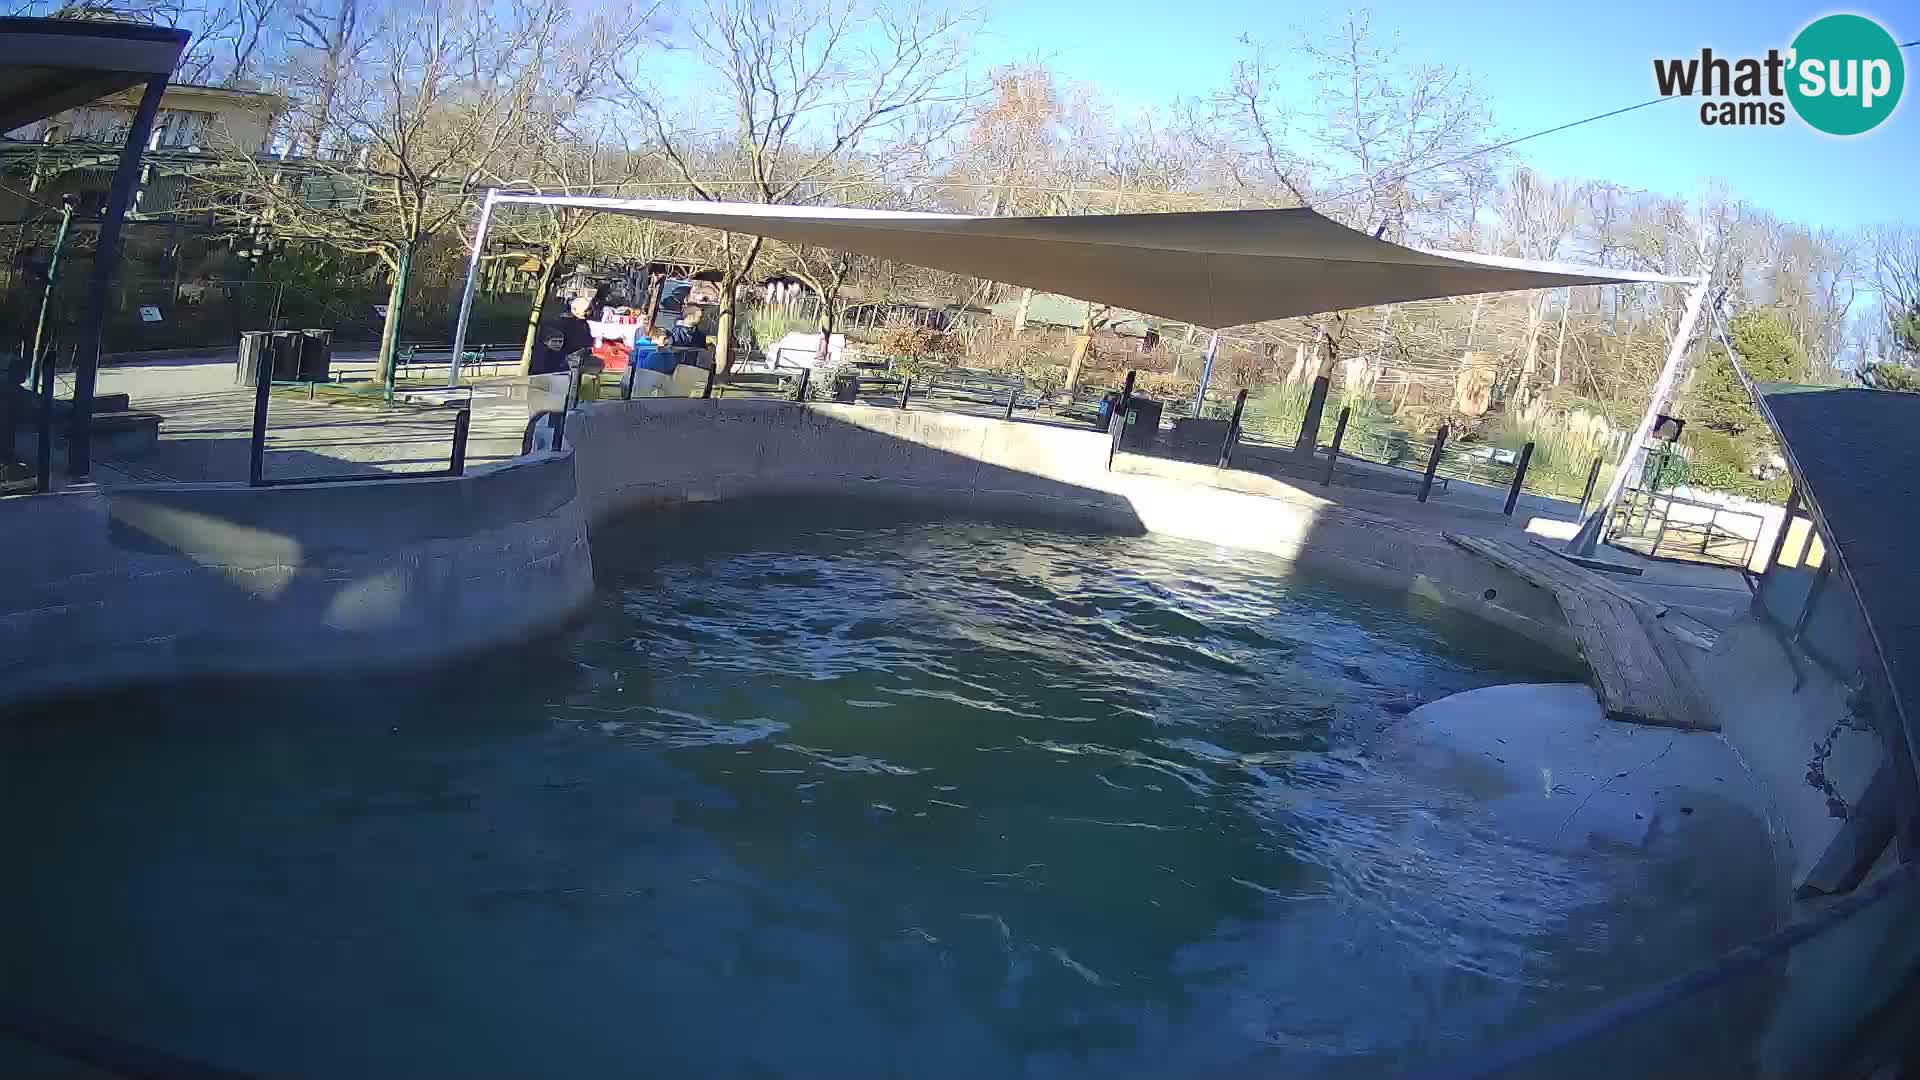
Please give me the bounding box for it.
[1446,534,1716,731]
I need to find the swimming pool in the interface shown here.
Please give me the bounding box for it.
[0,499,1777,1077]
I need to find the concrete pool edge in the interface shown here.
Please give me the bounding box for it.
[1,449,592,707]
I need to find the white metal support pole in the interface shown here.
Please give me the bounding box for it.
[1567,274,1711,556]
[448,188,498,388]
[1192,331,1220,416]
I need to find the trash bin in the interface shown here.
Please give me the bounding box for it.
[1097,391,1119,425]
[832,373,861,403]
[299,328,333,382]
[235,330,273,386]
[270,330,305,380]
[1120,397,1162,452]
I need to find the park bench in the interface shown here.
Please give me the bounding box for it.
[394,343,516,379]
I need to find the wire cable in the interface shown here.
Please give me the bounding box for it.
[1323,36,1920,211]
[1319,96,1680,207]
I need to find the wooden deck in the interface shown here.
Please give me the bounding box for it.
[1447,534,1717,731]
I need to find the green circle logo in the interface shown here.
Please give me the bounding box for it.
[1787,14,1904,135]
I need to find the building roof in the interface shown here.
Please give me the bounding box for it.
[1757,383,1920,734]
[0,17,189,133]
[472,193,1691,331]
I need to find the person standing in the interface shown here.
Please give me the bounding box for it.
[668,303,709,351]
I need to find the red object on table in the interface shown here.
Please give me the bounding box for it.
[593,340,631,371]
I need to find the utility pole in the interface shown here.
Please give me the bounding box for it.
[1567,275,1710,556]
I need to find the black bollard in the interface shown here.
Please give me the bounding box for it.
[1503,442,1536,516]
[1218,388,1248,468]
[448,408,471,476]
[1322,406,1351,487]
[1418,424,1449,503]
[1576,455,1604,520]
[248,348,272,486]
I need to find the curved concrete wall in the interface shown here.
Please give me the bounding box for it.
[2,451,592,705]
[567,397,1575,654]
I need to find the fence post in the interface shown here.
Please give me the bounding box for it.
[1322,406,1351,487]
[1107,371,1138,472]
[36,348,56,493]
[1418,424,1448,503]
[793,367,810,402]
[248,354,272,487]
[1003,387,1017,422]
[900,377,911,410]
[1217,387,1248,468]
[1576,456,1604,520]
[1503,442,1536,516]
[701,366,716,400]
[448,408,471,476]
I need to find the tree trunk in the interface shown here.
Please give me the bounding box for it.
[642,270,664,330]
[1064,305,1098,394]
[816,290,838,367]
[1293,320,1344,460]
[1552,290,1571,388]
[1516,292,1547,409]
[714,273,738,375]
[518,249,562,377]
[375,242,413,385]
[1012,288,1033,335]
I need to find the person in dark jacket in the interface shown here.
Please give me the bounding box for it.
[533,292,598,375]
[667,304,709,350]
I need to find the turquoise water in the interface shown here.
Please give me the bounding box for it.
[4,502,1767,1077]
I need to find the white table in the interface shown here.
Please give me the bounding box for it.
[588,320,643,345]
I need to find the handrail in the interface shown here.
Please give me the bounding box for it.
[248,372,472,487]
[1407,861,1919,1080]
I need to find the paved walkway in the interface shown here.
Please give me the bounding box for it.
[87,358,530,486]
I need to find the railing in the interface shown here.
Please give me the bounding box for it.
[247,370,470,487]
[1406,861,1919,1079]
[1605,487,1765,568]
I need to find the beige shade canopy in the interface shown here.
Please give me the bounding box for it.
[476,194,1687,330]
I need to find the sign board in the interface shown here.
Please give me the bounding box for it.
[372,305,389,319]
[1651,414,1687,442]
[138,305,163,322]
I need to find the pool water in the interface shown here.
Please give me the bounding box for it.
[3,501,1765,1077]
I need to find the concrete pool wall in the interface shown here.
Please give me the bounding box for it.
[1,450,590,705]
[567,397,1577,655]
[3,396,1572,706]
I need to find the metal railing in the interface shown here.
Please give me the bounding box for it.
[247,370,470,487]
[1605,487,1765,568]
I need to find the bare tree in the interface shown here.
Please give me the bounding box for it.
[1867,224,1920,362]
[624,0,980,372]
[204,0,563,379]
[285,0,369,156]
[481,5,665,373]
[1495,168,1580,407]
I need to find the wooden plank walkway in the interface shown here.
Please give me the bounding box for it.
[1447,534,1716,731]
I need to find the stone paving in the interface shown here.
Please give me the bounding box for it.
[87,356,530,486]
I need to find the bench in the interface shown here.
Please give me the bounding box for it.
[918,367,1037,411]
[394,343,516,378]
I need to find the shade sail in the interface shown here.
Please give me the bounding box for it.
[484,194,1687,329]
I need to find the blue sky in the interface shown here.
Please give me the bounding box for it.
[974,0,1917,230]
